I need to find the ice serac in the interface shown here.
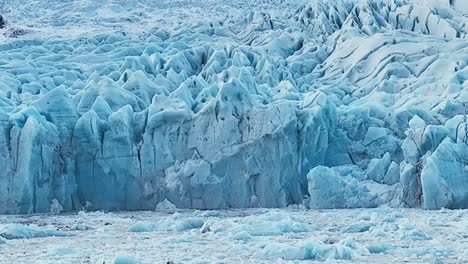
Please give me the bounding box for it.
[0,0,467,213]
[307,166,346,209]
[421,116,468,209]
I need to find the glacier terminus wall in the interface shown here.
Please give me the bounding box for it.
[0,0,467,214]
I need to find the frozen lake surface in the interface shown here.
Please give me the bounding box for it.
[0,208,467,263]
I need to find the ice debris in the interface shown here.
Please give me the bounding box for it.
[261,238,367,260]
[0,224,70,239]
[113,255,141,264]
[155,199,177,214]
[127,217,205,232]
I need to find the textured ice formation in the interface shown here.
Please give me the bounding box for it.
[1,208,467,263]
[261,239,360,261]
[112,255,141,264]
[127,217,204,232]
[0,0,467,213]
[0,224,70,239]
[155,199,177,213]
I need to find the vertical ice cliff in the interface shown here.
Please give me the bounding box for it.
[0,0,467,213]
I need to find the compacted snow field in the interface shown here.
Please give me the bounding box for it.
[0,208,467,263]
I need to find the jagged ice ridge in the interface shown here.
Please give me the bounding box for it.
[0,0,467,214]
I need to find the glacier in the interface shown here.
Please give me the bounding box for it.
[0,0,467,214]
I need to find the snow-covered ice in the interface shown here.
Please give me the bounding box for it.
[0,223,71,239]
[0,208,467,263]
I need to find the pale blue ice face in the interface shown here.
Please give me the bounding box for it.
[0,0,467,214]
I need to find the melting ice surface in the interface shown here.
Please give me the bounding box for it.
[0,0,467,214]
[0,208,467,263]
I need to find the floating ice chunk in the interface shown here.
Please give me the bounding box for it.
[343,222,375,233]
[112,255,141,264]
[70,223,94,231]
[241,220,309,236]
[127,221,156,233]
[262,242,308,260]
[236,211,312,236]
[367,243,394,254]
[262,239,356,260]
[155,199,176,214]
[171,217,205,232]
[401,228,432,241]
[0,224,70,239]
[199,222,211,233]
[231,231,253,242]
[127,217,205,233]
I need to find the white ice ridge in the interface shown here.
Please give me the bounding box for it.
[0,0,467,213]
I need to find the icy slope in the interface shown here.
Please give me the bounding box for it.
[0,0,467,214]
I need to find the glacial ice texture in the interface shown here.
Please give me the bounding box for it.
[0,0,467,213]
[1,208,467,263]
